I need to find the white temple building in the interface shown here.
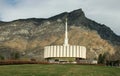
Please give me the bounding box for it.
[44,19,86,63]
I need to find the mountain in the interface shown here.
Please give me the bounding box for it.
[0,9,120,61]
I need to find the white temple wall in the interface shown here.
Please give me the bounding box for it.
[44,45,86,59]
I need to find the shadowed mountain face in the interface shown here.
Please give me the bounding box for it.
[0,9,120,61]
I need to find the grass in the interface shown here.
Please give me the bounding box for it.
[0,64,119,76]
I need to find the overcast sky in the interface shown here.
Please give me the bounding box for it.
[0,0,120,35]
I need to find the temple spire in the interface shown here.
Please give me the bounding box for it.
[63,18,69,46]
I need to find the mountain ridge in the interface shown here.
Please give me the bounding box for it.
[1,9,119,45]
[0,9,120,60]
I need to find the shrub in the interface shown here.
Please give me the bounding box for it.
[0,55,4,60]
[11,52,20,60]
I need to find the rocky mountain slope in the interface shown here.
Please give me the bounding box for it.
[0,9,120,61]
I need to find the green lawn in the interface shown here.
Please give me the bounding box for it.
[0,64,119,76]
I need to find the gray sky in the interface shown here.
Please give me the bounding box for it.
[0,0,120,35]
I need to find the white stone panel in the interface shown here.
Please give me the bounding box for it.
[44,47,46,58]
[45,47,49,57]
[73,46,76,57]
[66,46,69,57]
[44,47,47,58]
[83,47,86,58]
[76,46,79,57]
[70,46,73,57]
[63,46,66,57]
[82,47,83,58]
[49,46,51,57]
[53,46,56,57]
[48,46,50,57]
[57,46,60,57]
[51,46,55,57]
[60,46,63,57]
[50,46,53,57]
[80,46,82,57]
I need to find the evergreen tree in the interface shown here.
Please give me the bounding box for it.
[98,54,103,64]
[98,53,107,64]
[0,55,4,60]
